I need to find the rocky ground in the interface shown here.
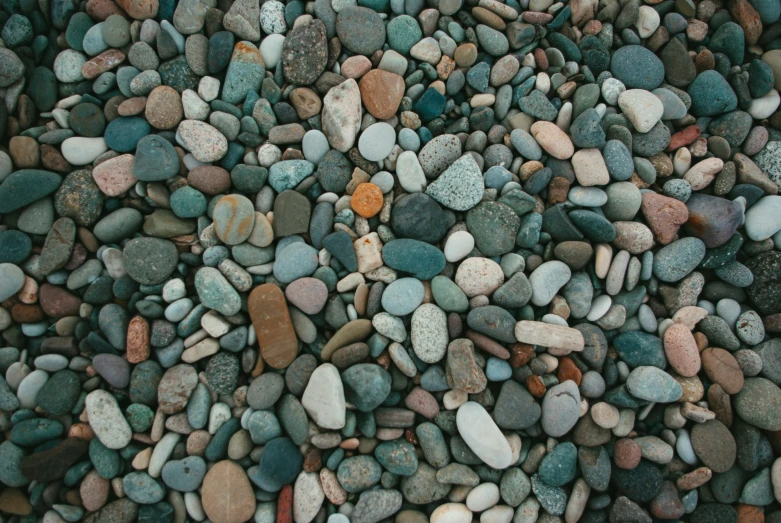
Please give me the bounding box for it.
[2,0,781,521]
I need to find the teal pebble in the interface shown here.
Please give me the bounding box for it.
[123,472,166,504]
[170,187,207,218]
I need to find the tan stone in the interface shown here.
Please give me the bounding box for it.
[248,283,299,369]
[359,69,405,120]
[289,87,322,120]
[201,461,256,523]
[663,324,701,377]
[530,121,574,160]
[146,86,183,129]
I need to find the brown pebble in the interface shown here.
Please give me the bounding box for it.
[526,374,546,398]
[126,316,151,364]
[201,461,256,523]
[676,466,712,490]
[289,88,322,120]
[340,56,372,79]
[736,504,765,523]
[690,419,736,473]
[359,69,405,120]
[81,49,126,80]
[701,347,744,394]
[641,192,689,245]
[510,343,534,368]
[0,488,33,516]
[145,86,182,129]
[248,284,299,369]
[557,356,582,385]
[39,283,82,318]
[9,136,39,168]
[188,165,231,195]
[118,97,147,116]
[40,144,72,173]
[614,438,642,469]
[454,43,477,67]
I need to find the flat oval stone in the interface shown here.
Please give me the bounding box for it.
[0,169,62,213]
[213,194,255,245]
[123,237,178,285]
[161,456,206,492]
[122,472,165,504]
[202,460,256,523]
[610,44,664,90]
[358,122,396,162]
[382,239,446,280]
[336,7,386,56]
[411,304,448,363]
[382,278,425,316]
[0,263,25,302]
[541,380,581,437]
[653,237,706,282]
[456,401,513,469]
[195,266,241,316]
[734,377,781,431]
[133,134,180,181]
[177,119,228,162]
[374,440,418,476]
[690,419,736,473]
[273,242,318,283]
[529,260,571,306]
[85,389,132,449]
[285,277,328,314]
[626,366,683,403]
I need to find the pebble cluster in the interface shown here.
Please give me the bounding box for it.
[2,0,781,520]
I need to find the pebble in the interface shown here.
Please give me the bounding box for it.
[456,401,513,469]
[0,0,778,521]
[85,390,132,449]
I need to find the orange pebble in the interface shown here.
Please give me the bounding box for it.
[557,356,583,386]
[276,484,293,523]
[736,504,764,523]
[527,375,546,398]
[351,183,383,218]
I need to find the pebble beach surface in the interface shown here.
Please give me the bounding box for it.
[2,0,781,521]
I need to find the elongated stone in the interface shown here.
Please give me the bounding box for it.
[514,321,585,351]
[248,284,299,369]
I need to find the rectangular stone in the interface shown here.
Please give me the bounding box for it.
[514,321,584,352]
[248,283,299,369]
[373,408,416,428]
[354,232,383,273]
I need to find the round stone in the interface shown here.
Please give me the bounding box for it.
[357,122,396,161]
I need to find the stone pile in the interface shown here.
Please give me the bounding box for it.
[1,0,781,521]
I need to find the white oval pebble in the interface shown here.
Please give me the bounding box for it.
[85,389,133,449]
[444,231,475,262]
[358,122,396,162]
